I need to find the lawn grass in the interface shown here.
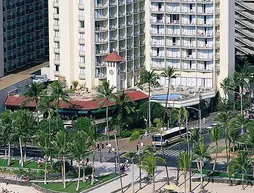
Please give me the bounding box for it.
[39,173,119,193]
[0,159,45,169]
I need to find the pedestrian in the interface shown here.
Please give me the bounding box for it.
[37,159,41,168]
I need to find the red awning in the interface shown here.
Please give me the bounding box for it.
[5,91,148,110]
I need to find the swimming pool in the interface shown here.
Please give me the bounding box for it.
[151,93,183,101]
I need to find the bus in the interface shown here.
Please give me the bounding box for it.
[152,127,187,146]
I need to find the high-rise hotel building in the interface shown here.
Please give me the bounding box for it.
[48,0,235,95]
[0,0,49,77]
[49,0,146,89]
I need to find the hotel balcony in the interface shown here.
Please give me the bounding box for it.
[79,50,85,56]
[79,38,85,44]
[79,73,86,80]
[54,71,60,77]
[79,62,85,68]
[53,24,59,31]
[53,13,59,19]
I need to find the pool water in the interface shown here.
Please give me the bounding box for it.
[151,94,183,101]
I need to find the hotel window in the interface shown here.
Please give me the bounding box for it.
[80,56,85,63]
[54,31,59,37]
[80,21,84,28]
[55,65,59,72]
[54,7,59,14]
[54,54,60,60]
[80,68,85,74]
[80,44,85,51]
[79,10,84,16]
[79,33,84,39]
[55,42,59,49]
[54,19,59,26]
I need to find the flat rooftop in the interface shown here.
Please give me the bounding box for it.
[0,63,48,90]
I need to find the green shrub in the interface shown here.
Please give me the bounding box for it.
[120,130,133,138]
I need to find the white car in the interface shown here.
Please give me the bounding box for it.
[206,123,217,130]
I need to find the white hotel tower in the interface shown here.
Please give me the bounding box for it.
[48,0,235,96]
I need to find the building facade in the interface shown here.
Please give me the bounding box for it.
[235,0,254,56]
[49,0,146,89]
[48,0,235,96]
[146,0,235,95]
[0,0,49,77]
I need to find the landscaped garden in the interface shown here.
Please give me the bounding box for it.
[38,173,119,193]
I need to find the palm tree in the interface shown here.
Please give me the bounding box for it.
[153,118,170,185]
[38,96,55,163]
[112,90,134,132]
[216,112,233,172]
[94,81,116,134]
[178,151,192,193]
[54,130,70,189]
[70,130,88,191]
[193,137,210,189]
[129,130,143,190]
[137,70,160,127]
[220,77,234,99]
[233,59,253,93]
[228,126,239,158]
[123,151,136,193]
[0,110,14,166]
[230,151,252,190]
[73,117,95,183]
[22,82,44,124]
[12,110,35,167]
[114,132,124,193]
[161,67,178,121]
[47,81,70,130]
[36,129,51,184]
[209,126,221,171]
[230,114,254,136]
[139,151,165,193]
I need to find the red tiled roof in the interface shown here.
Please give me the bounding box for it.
[5,91,148,110]
[104,52,124,62]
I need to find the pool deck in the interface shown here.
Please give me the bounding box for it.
[145,86,216,108]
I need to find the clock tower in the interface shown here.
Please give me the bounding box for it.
[104,52,124,91]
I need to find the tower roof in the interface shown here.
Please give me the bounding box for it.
[104,52,124,62]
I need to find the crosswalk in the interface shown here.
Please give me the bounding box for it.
[158,149,181,157]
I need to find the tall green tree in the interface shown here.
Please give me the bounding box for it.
[36,129,51,184]
[137,70,160,127]
[153,118,170,185]
[112,90,134,132]
[74,117,95,183]
[139,151,165,193]
[216,112,233,172]
[160,67,178,122]
[94,81,116,134]
[230,151,252,190]
[0,110,14,166]
[233,59,253,93]
[129,130,143,190]
[209,126,221,171]
[178,151,192,193]
[47,81,70,130]
[220,77,234,99]
[22,82,44,124]
[70,130,88,191]
[12,110,35,166]
[54,130,70,189]
[193,137,210,190]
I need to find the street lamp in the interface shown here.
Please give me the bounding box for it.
[187,106,202,141]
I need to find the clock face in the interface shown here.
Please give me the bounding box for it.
[109,70,114,75]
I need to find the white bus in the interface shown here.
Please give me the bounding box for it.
[152,127,187,146]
